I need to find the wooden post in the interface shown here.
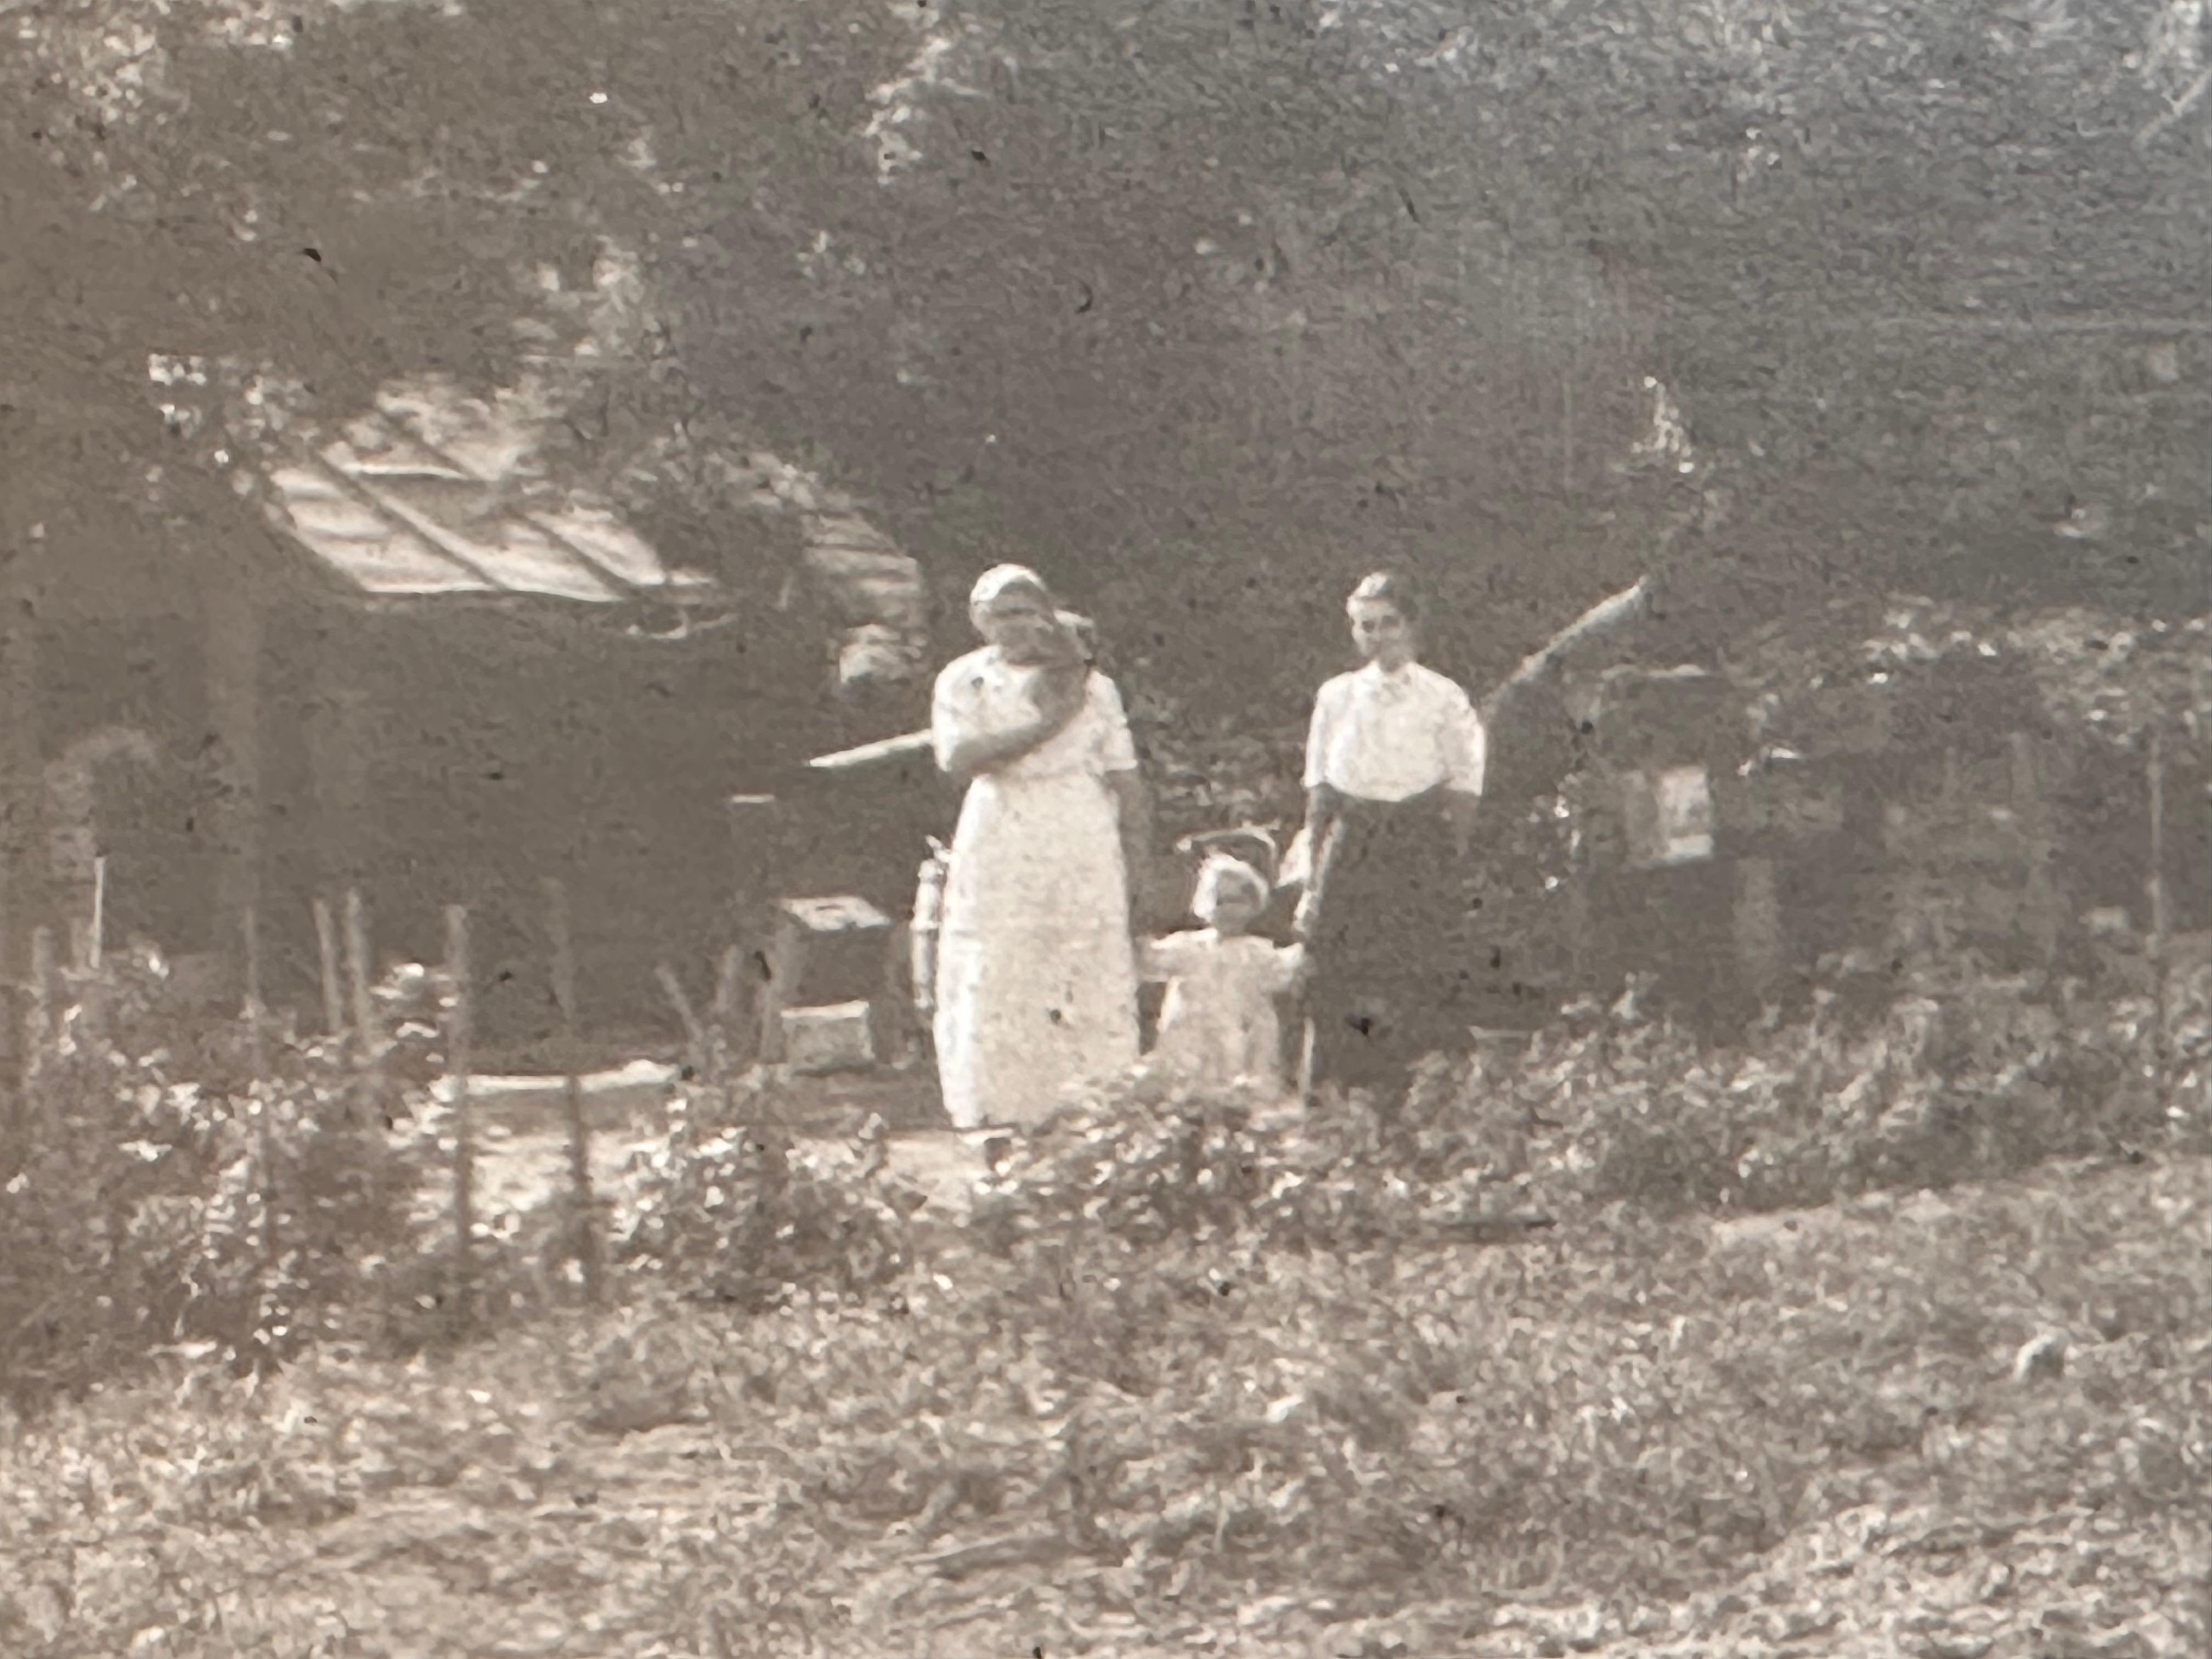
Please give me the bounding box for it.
[88,854,105,973]
[656,962,711,1083]
[0,913,11,1147]
[242,906,277,1270]
[2148,727,2171,1076]
[543,878,601,1301]
[1561,371,1576,500]
[21,924,53,1120]
[0,529,36,1142]
[202,577,264,977]
[710,943,746,1085]
[1565,830,1594,995]
[308,649,373,934]
[1564,281,1583,504]
[2148,727,2172,946]
[241,906,268,1077]
[728,793,778,1073]
[0,535,46,986]
[343,888,376,1062]
[443,905,475,1331]
[66,850,105,1049]
[312,896,345,1039]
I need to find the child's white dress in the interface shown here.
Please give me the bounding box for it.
[1138,930,1305,1097]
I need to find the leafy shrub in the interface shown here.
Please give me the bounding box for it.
[968,1064,1542,1263]
[0,952,433,1409]
[615,1076,923,1311]
[1476,960,2212,1220]
[968,955,2203,1276]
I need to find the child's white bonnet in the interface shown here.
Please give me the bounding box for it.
[1194,854,1269,920]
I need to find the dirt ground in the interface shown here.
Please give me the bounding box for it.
[464,1116,988,1222]
[421,1066,985,1229]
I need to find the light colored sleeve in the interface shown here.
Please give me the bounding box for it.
[1090,673,1139,774]
[1266,941,1307,992]
[930,658,984,771]
[1302,680,1338,791]
[1444,686,1487,797]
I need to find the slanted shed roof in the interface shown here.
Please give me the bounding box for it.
[258,379,933,690]
[262,394,716,605]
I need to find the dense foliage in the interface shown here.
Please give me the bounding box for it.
[0,951,433,1409]
[616,1080,921,1313]
[0,939,2205,1653]
[949,958,2211,1267]
[2,1150,2203,1655]
[8,0,2205,705]
[8,941,2202,1409]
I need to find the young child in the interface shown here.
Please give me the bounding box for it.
[1137,851,1306,1101]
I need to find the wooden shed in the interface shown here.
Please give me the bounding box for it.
[1,383,934,1066]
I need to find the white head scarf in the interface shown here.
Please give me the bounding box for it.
[969,563,1054,612]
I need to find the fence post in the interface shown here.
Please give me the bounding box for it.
[241,906,268,1079]
[727,793,778,1073]
[710,944,745,1087]
[2148,727,2171,1084]
[343,889,376,1063]
[656,962,711,1084]
[89,854,106,973]
[443,905,475,1332]
[0,913,11,1149]
[242,906,278,1272]
[312,896,345,1040]
[23,925,53,1119]
[74,856,110,1048]
[543,878,601,1302]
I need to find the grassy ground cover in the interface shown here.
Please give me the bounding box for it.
[2,1149,2203,1657]
[2,957,2205,1657]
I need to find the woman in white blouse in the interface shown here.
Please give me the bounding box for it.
[930,565,1149,1130]
[1295,570,1487,1093]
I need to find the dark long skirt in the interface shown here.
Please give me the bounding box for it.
[1304,789,1476,1094]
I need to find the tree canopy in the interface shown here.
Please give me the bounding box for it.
[5,0,2205,712]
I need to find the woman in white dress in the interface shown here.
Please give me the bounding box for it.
[931,566,1150,1130]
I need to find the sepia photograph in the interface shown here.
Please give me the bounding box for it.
[3,1,2208,1654]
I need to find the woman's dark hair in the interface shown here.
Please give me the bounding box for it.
[1346,569,1421,623]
